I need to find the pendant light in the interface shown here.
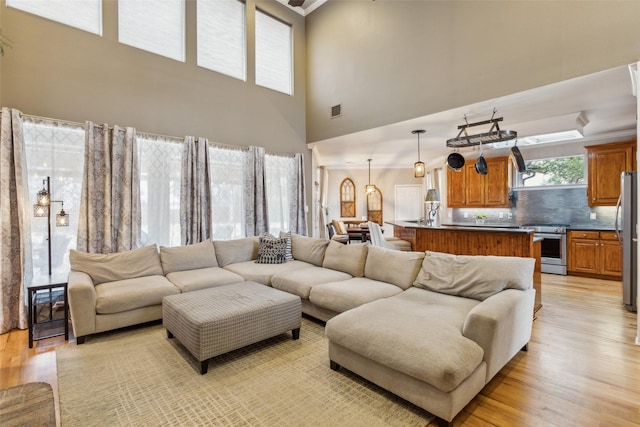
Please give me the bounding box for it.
[412,129,426,178]
[365,159,376,193]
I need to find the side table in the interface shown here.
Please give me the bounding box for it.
[28,277,69,348]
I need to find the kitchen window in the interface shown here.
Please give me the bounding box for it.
[515,155,585,188]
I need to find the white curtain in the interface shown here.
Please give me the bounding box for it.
[0,108,32,333]
[318,166,328,238]
[139,134,182,247]
[23,118,84,276]
[77,122,140,253]
[291,153,307,235]
[245,146,268,236]
[209,145,247,240]
[181,136,212,245]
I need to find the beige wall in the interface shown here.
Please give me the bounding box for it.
[326,167,422,235]
[306,1,640,143]
[1,0,312,228]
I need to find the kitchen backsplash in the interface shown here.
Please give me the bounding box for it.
[449,186,617,229]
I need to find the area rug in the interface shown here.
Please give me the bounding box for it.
[56,318,433,426]
[0,382,56,427]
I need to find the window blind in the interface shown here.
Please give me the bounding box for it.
[197,0,246,81]
[118,0,185,62]
[7,0,102,35]
[255,10,292,95]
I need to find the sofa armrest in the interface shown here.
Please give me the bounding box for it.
[462,288,535,382]
[68,271,98,339]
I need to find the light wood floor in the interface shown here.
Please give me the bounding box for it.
[1,274,639,426]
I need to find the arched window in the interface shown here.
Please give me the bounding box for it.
[367,187,382,225]
[340,178,356,217]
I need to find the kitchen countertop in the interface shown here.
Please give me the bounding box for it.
[388,221,534,234]
[567,226,616,231]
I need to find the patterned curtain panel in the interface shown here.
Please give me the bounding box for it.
[0,108,33,333]
[77,122,140,254]
[180,136,212,245]
[245,146,268,236]
[291,153,307,235]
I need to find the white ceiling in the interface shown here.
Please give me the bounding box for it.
[309,65,638,170]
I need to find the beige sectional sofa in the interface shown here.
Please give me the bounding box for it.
[67,233,535,425]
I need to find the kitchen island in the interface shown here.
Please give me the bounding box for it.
[388,221,542,313]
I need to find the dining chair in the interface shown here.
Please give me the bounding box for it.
[367,221,399,250]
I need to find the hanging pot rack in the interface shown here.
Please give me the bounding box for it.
[446,110,517,148]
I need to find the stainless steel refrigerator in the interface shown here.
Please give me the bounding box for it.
[616,171,638,312]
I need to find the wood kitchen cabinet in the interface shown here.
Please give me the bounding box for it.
[586,139,636,206]
[567,230,622,279]
[447,156,511,208]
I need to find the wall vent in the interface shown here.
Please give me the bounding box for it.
[330,104,342,118]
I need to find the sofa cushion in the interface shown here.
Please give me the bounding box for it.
[159,239,218,274]
[272,266,352,299]
[95,275,179,314]
[364,246,425,290]
[165,267,245,293]
[213,237,260,267]
[413,251,535,301]
[290,234,330,266]
[322,241,368,277]
[69,245,163,285]
[223,260,314,286]
[256,234,291,264]
[325,288,484,393]
[309,277,402,313]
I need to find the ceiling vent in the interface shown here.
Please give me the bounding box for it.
[331,104,342,119]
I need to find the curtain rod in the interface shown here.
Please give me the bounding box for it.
[21,113,298,157]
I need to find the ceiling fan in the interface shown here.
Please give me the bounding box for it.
[288,0,305,6]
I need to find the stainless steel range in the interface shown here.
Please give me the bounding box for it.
[519,224,568,275]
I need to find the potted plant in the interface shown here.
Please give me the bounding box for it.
[473,213,487,225]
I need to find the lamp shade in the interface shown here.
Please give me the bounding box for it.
[412,129,426,178]
[425,188,440,203]
[37,187,50,206]
[34,204,49,217]
[56,208,69,226]
[365,158,376,193]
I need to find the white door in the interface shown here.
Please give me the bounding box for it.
[394,185,423,221]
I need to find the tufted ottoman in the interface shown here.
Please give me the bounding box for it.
[163,281,301,374]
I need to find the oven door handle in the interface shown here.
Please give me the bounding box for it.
[535,233,563,239]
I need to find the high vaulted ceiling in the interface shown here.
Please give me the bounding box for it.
[309,64,638,170]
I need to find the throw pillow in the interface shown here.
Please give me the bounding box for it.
[413,251,535,301]
[256,234,291,264]
[278,231,294,262]
[332,219,347,235]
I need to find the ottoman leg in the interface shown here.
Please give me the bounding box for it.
[167,330,174,339]
[292,328,300,340]
[200,360,209,375]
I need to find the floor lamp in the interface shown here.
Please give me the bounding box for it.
[33,176,68,276]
